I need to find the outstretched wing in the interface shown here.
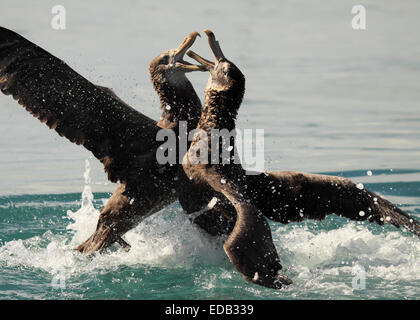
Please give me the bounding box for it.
[253,171,420,236]
[0,27,159,183]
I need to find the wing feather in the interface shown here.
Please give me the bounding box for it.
[253,171,420,236]
[0,27,159,183]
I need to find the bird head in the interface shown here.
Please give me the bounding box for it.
[186,30,245,97]
[149,32,205,86]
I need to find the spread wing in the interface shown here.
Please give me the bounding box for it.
[0,26,159,183]
[256,171,420,236]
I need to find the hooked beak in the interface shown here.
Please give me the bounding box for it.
[203,29,226,61]
[186,29,225,70]
[174,32,206,72]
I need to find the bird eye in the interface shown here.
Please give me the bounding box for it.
[160,56,169,65]
[222,66,229,76]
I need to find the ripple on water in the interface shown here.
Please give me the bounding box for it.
[0,161,419,299]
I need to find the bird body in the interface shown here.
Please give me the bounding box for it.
[0,27,418,289]
[0,27,202,252]
[182,30,420,289]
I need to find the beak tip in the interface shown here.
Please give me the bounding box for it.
[203,29,215,38]
[189,31,200,39]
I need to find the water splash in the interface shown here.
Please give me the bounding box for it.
[66,160,100,246]
[0,162,419,299]
[0,159,225,278]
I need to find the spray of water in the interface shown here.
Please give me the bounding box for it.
[66,160,100,246]
[0,160,226,277]
[0,160,418,298]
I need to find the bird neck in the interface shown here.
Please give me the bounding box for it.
[152,76,202,132]
[197,89,241,133]
[187,88,244,172]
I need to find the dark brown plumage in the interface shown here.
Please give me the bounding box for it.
[181,30,420,289]
[77,32,206,253]
[1,26,418,290]
[0,27,203,253]
[245,171,420,236]
[180,30,291,289]
[0,27,157,184]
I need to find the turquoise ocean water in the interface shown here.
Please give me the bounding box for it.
[0,0,419,299]
[0,163,419,299]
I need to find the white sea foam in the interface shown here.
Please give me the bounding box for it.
[0,160,226,279]
[66,160,100,246]
[0,161,419,298]
[272,222,420,296]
